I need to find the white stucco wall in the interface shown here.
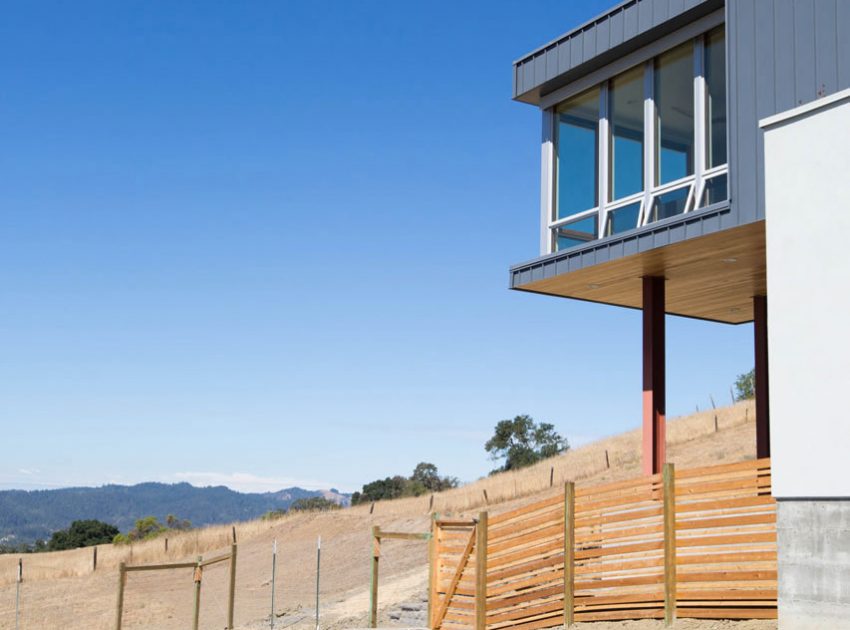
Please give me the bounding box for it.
[762,90,850,498]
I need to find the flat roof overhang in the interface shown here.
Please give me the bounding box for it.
[512,0,723,105]
[510,220,765,324]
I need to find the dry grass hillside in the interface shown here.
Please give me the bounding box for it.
[0,401,772,630]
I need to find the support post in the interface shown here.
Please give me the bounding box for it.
[754,295,770,459]
[16,558,23,630]
[475,512,488,630]
[315,536,321,630]
[115,562,126,630]
[227,543,237,629]
[192,556,203,630]
[271,540,277,630]
[369,527,380,628]
[662,464,676,626]
[643,276,666,476]
[93,546,98,572]
[428,513,438,629]
[563,482,575,628]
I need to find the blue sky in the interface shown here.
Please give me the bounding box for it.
[0,1,752,494]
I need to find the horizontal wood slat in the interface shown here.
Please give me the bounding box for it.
[433,458,776,629]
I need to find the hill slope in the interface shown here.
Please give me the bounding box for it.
[0,401,771,630]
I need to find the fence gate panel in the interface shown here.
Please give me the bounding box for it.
[433,519,477,630]
[486,494,565,630]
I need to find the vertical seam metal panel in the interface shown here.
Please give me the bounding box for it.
[814,0,838,97]
[793,0,817,106]
[839,1,850,88]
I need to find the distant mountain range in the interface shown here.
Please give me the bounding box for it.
[0,483,350,544]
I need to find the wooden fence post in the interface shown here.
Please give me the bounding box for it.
[227,543,237,629]
[475,512,488,630]
[563,482,575,628]
[369,527,380,628]
[93,546,98,572]
[663,464,676,626]
[192,556,203,630]
[115,562,126,630]
[428,513,438,629]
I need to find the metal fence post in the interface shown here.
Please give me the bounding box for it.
[663,463,677,626]
[16,558,22,630]
[315,536,321,630]
[271,539,277,629]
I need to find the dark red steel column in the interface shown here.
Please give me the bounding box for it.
[642,276,666,476]
[754,295,770,459]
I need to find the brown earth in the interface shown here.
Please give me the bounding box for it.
[0,401,775,630]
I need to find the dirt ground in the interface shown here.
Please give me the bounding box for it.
[0,402,770,630]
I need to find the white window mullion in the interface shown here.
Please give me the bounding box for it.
[598,83,610,238]
[541,108,556,255]
[692,36,706,213]
[640,60,655,227]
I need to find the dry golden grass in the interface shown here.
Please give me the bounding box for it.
[0,401,766,630]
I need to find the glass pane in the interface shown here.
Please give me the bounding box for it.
[649,186,690,222]
[555,214,597,251]
[605,202,641,237]
[556,89,599,219]
[700,173,728,207]
[705,27,727,168]
[609,66,644,200]
[655,43,694,184]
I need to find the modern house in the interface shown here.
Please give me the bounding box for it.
[508,1,850,627]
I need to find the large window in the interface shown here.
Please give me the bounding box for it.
[549,27,727,252]
[555,89,599,220]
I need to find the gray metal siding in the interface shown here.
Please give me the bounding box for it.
[513,0,722,104]
[509,204,731,288]
[728,0,850,224]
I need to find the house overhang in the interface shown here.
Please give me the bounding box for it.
[513,0,723,106]
[509,216,765,325]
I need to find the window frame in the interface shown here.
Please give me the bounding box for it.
[545,28,728,255]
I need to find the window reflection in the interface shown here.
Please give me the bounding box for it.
[556,89,599,219]
[556,214,597,250]
[701,173,728,207]
[705,27,727,169]
[605,202,642,237]
[609,66,644,200]
[649,187,690,222]
[655,43,695,184]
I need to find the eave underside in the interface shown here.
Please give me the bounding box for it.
[511,221,766,324]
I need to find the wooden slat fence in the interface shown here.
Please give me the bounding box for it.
[431,458,776,630]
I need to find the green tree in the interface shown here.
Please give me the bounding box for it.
[47,520,120,551]
[411,462,459,492]
[351,463,459,505]
[165,514,192,531]
[114,516,168,544]
[734,368,755,401]
[352,476,410,505]
[289,497,341,512]
[485,415,569,473]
